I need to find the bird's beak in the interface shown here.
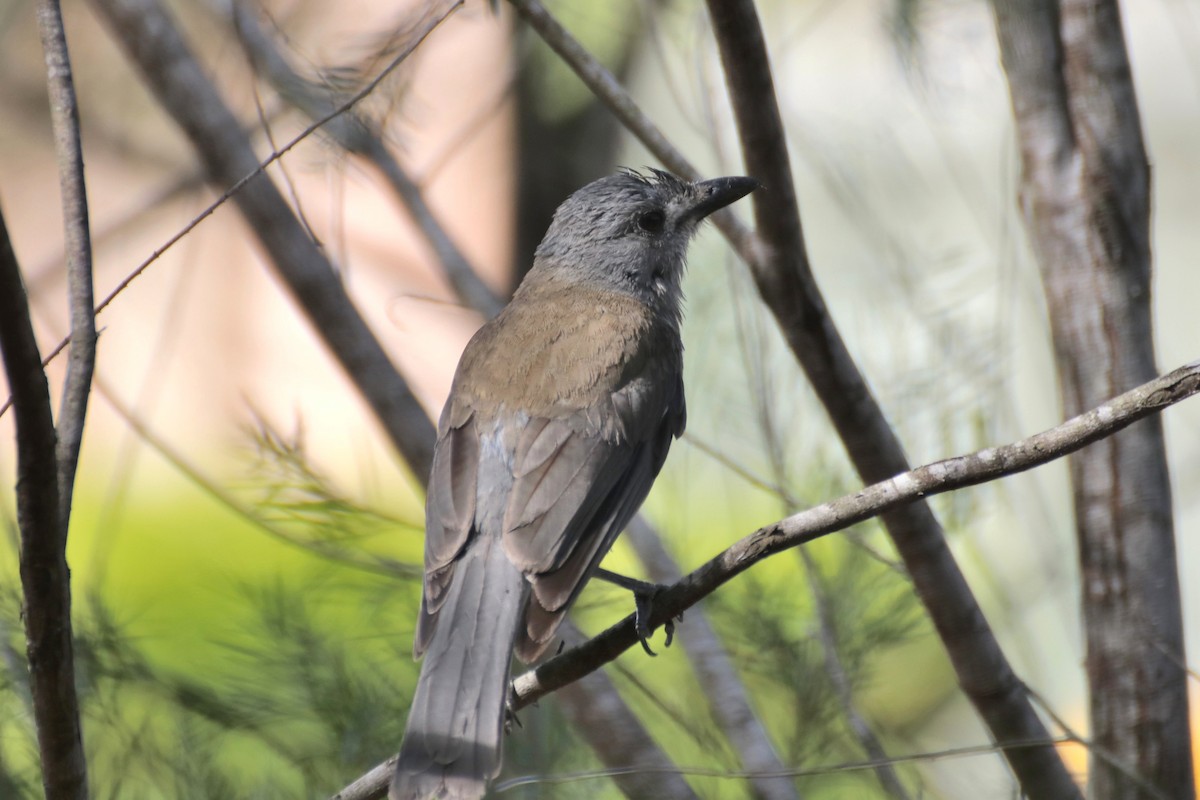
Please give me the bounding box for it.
[686,175,761,222]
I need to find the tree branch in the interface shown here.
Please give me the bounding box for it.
[510,360,1200,710]
[700,3,1082,797]
[0,204,88,799]
[88,0,447,481]
[37,0,96,535]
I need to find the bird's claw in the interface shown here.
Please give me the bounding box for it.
[594,568,678,656]
[635,589,658,656]
[632,582,682,656]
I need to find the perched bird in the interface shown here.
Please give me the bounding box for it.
[391,169,758,800]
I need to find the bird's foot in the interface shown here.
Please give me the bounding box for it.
[504,700,523,734]
[595,568,677,656]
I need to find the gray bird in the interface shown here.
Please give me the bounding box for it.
[390,169,758,800]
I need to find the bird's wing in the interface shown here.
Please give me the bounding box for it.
[504,366,685,662]
[413,404,479,658]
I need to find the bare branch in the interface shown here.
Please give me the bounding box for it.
[0,205,88,799]
[87,0,451,480]
[212,0,504,317]
[37,0,96,539]
[510,360,1200,710]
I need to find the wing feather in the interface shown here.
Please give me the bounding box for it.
[505,371,684,662]
[414,410,480,656]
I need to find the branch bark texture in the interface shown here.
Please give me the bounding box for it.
[992,2,1193,797]
[0,206,89,800]
[88,0,440,480]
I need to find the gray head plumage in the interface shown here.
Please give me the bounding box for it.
[530,169,759,312]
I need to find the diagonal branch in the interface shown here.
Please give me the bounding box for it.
[510,360,1200,709]
[209,0,504,318]
[88,0,448,480]
[700,6,1078,796]
[0,204,88,800]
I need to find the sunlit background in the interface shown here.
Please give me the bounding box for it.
[1,0,1198,797]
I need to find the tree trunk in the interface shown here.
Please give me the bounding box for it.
[992,2,1193,797]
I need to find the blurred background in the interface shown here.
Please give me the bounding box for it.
[0,0,1198,797]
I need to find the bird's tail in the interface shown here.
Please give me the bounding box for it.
[391,534,528,800]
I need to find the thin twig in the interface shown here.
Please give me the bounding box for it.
[213,0,503,317]
[493,736,1074,791]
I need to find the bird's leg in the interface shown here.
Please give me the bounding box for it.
[594,568,677,656]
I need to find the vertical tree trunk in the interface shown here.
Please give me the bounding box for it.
[992,2,1193,797]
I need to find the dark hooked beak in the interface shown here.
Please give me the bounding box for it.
[686,175,761,222]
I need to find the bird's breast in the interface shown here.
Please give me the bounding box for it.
[451,284,682,427]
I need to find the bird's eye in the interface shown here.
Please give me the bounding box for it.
[637,209,666,234]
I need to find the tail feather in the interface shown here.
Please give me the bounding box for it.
[391,535,528,800]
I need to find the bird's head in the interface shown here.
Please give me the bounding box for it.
[531,169,759,312]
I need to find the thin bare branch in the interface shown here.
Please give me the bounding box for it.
[492,736,1074,791]
[37,0,96,538]
[212,0,504,317]
[88,0,454,481]
[0,204,88,800]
